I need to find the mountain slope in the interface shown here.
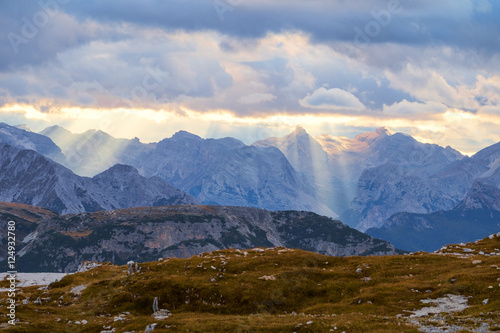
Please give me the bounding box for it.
[89,164,199,209]
[367,167,500,252]
[138,131,334,216]
[338,132,464,230]
[0,143,198,214]
[15,205,400,272]
[254,126,337,214]
[255,127,464,229]
[40,125,155,177]
[40,126,332,216]
[3,234,499,332]
[0,122,65,163]
[254,127,395,215]
[0,202,57,262]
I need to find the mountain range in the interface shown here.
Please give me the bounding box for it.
[0,121,499,252]
[367,158,500,251]
[256,126,467,230]
[258,126,500,250]
[7,203,400,272]
[40,124,333,216]
[0,142,197,214]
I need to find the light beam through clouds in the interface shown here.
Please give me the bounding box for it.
[0,0,499,153]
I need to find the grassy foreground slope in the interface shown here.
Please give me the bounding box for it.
[1,234,500,332]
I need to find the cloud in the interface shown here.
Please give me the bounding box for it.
[385,63,478,109]
[0,5,123,71]
[299,87,365,112]
[2,0,500,73]
[479,105,500,115]
[0,29,234,111]
[0,0,500,154]
[383,100,448,118]
[238,93,276,104]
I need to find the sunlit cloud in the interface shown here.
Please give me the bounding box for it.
[0,1,500,153]
[2,101,500,156]
[299,87,365,112]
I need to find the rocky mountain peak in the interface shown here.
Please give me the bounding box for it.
[13,124,32,132]
[0,122,63,161]
[99,164,139,176]
[40,124,70,135]
[171,130,203,141]
[354,127,392,144]
[291,125,308,136]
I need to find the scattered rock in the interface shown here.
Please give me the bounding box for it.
[145,323,158,332]
[70,284,87,296]
[114,314,127,322]
[258,275,276,281]
[152,309,171,320]
[252,248,265,252]
[153,297,159,313]
[77,261,102,273]
[409,294,469,318]
[128,261,141,275]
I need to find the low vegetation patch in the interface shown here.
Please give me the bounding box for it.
[1,235,499,332]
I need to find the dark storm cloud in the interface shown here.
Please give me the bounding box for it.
[2,0,499,71]
[0,0,499,120]
[58,0,500,50]
[0,0,128,70]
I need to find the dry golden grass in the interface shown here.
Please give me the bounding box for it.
[0,202,57,223]
[59,230,93,239]
[1,235,499,332]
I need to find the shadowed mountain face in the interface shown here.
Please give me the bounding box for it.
[0,202,57,263]
[9,123,499,248]
[0,143,198,214]
[367,167,500,252]
[0,122,65,163]
[140,131,334,216]
[2,122,500,260]
[256,127,465,230]
[9,204,401,272]
[41,126,334,216]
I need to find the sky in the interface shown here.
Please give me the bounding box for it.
[1,0,500,154]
